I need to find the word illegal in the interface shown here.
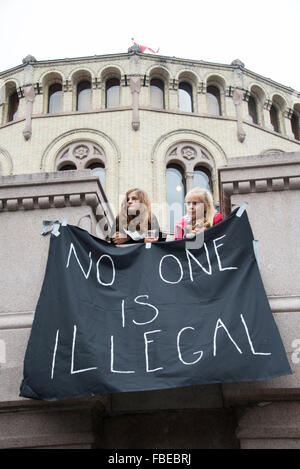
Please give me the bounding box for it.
[50,311,271,379]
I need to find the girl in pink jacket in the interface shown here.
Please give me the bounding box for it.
[174,187,223,240]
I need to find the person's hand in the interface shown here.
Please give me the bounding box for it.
[112,233,129,244]
[194,226,205,234]
[186,230,197,239]
[144,237,159,243]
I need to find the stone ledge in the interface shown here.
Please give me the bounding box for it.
[236,402,300,441]
[218,151,300,215]
[269,296,300,313]
[0,170,113,226]
[0,169,99,186]
[0,311,34,329]
[0,398,106,449]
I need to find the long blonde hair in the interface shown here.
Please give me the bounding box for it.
[185,187,215,227]
[117,188,152,233]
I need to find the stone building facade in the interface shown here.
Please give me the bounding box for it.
[1,50,300,234]
[0,49,300,449]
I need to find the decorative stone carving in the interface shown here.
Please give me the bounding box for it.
[166,142,216,193]
[23,85,35,141]
[63,80,71,93]
[168,147,177,157]
[181,146,196,160]
[231,59,245,68]
[73,145,89,159]
[22,55,37,65]
[284,107,294,120]
[128,44,143,54]
[130,76,141,131]
[56,141,105,171]
[263,99,272,111]
[261,149,284,156]
[93,146,102,156]
[59,149,69,160]
[232,88,246,143]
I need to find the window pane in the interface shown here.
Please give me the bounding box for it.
[77,80,91,111]
[48,83,62,113]
[106,78,120,108]
[179,82,193,112]
[207,86,221,115]
[270,105,279,132]
[8,92,19,121]
[166,165,185,231]
[194,168,211,191]
[150,79,164,109]
[88,163,105,188]
[59,164,76,171]
[248,96,258,124]
[291,113,300,140]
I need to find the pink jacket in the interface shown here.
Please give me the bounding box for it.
[174,212,223,240]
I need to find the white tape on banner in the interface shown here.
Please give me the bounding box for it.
[236,202,248,217]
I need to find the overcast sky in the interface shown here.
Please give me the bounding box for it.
[1,0,300,91]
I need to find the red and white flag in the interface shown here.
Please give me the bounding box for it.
[134,42,160,54]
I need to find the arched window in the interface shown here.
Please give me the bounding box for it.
[106,78,120,108]
[56,142,106,188]
[87,161,106,188]
[193,166,211,192]
[8,91,19,121]
[291,112,300,140]
[270,104,280,133]
[207,86,221,115]
[77,80,91,111]
[179,82,193,112]
[166,164,185,232]
[166,143,216,233]
[150,78,164,109]
[248,95,258,124]
[48,83,62,113]
[59,164,77,171]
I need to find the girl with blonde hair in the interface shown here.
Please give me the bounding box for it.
[111,188,166,244]
[174,187,223,240]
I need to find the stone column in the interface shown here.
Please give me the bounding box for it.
[185,171,194,193]
[130,76,141,131]
[225,86,236,117]
[23,85,35,141]
[284,107,296,139]
[262,99,274,131]
[139,75,149,107]
[242,91,251,122]
[0,83,5,125]
[197,82,206,114]
[63,80,72,112]
[92,78,101,110]
[168,79,178,110]
[121,75,131,106]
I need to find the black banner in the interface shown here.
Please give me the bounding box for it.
[20,207,292,401]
